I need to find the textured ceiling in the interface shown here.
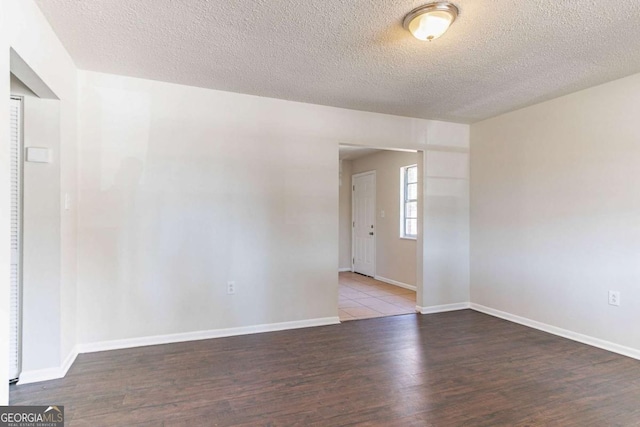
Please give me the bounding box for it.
[35,0,640,123]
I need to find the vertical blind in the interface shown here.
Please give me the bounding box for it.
[9,97,22,382]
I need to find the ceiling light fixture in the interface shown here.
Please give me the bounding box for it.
[403,2,459,41]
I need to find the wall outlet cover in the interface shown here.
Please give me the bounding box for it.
[227,281,236,295]
[608,290,620,306]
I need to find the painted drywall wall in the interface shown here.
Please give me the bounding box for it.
[11,75,62,372]
[3,0,78,390]
[422,148,470,308]
[77,70,470,344]
[471,72,640,351]
[338,159,353,270]
[351,151,418,286]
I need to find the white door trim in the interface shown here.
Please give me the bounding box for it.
[351,170,376,277]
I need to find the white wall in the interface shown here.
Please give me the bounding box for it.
[338,159,352,270]
[2,0,78,392]
[10,75,62,372]
[471,72,640,352]
[351,150,418,286]
[77,70,470,344]
[422,148,470,308]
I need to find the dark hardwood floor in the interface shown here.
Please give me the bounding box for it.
[11,310,640,426]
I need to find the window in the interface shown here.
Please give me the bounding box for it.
[401,164,417,239]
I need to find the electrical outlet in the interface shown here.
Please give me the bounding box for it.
[608,290,620,306]
[227,281,236,295]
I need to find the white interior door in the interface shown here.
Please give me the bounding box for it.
[352,172,375,276]
[9,97,22,382]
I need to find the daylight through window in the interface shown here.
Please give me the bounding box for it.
[401,164,417,238]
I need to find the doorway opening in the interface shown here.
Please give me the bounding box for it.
[338,145,420,321]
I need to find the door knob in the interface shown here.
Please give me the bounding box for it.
[369,232,374,236]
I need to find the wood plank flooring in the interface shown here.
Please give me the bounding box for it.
[11,310,640,426]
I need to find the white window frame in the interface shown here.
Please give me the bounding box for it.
[400,164,418,239]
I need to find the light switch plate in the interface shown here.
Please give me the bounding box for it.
[26,147,51,163]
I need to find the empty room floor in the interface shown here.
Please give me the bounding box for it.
[339,272,416,321]
[11,311,640,425]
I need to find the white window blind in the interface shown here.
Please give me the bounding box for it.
[9,97,22,382]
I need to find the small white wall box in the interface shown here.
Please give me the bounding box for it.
[25,147,52,163]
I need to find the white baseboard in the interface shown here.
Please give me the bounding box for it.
[18,367,64,385]
[76,316,341,354]
[60,347,79,377]
[417,302,470,314]
[17,316,340,385]
[18,348,78,385]
[470,303,640,361]
[374,275,416,292]
[338,267,352,272]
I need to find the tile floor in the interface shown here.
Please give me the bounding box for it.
[339,272,416,321]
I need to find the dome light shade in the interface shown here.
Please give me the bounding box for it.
[403,2,459,41]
